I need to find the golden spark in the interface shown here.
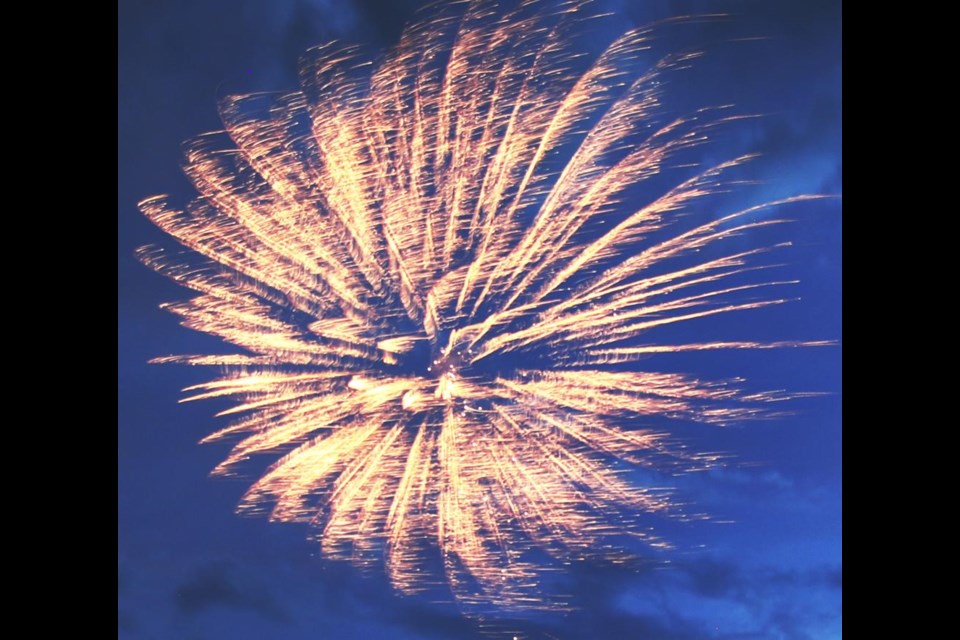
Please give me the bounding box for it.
[139,0,828,611]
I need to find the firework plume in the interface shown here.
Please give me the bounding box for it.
[139,0,826,611]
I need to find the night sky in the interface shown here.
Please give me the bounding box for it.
[118,1,842,638]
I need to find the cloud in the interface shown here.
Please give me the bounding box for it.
[118,610,138,634]
[152,552,837,640]
[474,556,844,640]
[174,562,291,623]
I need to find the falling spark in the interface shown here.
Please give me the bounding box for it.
[139,0,827,611]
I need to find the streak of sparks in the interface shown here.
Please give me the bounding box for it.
[139,0,828,611]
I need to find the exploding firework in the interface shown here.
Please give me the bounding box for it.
[139,0,827,611]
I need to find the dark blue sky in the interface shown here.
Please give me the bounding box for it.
[118,1,841,638]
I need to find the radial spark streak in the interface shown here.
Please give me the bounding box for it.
[140,0,824,611]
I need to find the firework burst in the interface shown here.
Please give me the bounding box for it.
[139,0,827,611]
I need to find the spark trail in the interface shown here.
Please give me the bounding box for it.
[139,0,827,611]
